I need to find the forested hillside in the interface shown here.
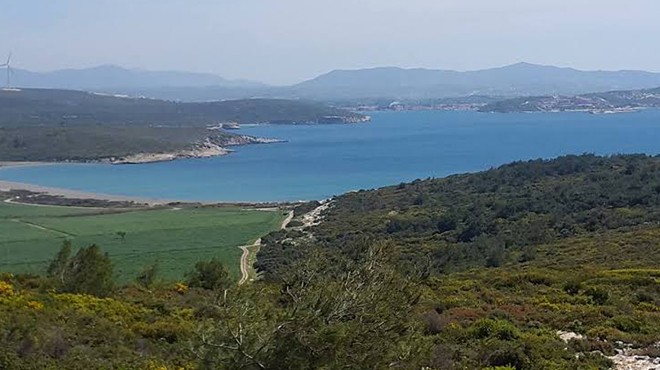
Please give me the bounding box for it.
[258,154,660,278]
[0,88,365,127]
[254,154,660,368]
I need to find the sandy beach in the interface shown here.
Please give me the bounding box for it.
[0,161,54,169]
[0,161,182,205]
[0,179,172,206]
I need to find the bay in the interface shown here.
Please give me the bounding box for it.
[1,110,660,202]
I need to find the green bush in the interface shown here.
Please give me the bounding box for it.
[469,319,521,341]
[48,242,114,297]
[186,258,231,290]
[585,287,609,305]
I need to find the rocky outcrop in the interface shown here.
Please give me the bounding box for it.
[556,331,660,370]
[112,139,231,164]
[111,134,283,165]
[319,115,371,124]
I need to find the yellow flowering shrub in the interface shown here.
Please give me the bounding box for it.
[26,300,44,310]
[143,360,169,370]
[174,282,188,294]
[0,281,13,297]
[54,293,151,325]
[172,307,194,320]
[143,359,193,370]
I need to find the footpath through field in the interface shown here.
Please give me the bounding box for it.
[238,210,294,285]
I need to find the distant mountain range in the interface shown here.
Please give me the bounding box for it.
[480,87,660,113]
[292,63,660,101]
[11,65,265,90]
[8,63,660,102]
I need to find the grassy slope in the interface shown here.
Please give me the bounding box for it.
[0,202,287,281]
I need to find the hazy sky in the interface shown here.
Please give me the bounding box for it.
[2,0,660,85]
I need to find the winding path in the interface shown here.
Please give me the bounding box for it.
[11,219,74,237]
[238,210,294,285]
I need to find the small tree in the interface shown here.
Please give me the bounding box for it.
[136,263,159,288]
[186,258,231,291]
[47,240,72,284]
[48,243,115,297]
[116,231,127,241]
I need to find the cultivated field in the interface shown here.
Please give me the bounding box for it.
[0,201,287,282]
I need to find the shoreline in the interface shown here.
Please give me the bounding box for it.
[0,161,56,169]
[0,180,173,206]
[0,179,308,207]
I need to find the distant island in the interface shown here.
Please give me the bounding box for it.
[0,88,368,163]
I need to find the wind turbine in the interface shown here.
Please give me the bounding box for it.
[0,53,13,88]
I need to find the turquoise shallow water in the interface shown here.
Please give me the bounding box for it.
[2,110,660,202]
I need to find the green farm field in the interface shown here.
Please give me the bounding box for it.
[0,201,287,282]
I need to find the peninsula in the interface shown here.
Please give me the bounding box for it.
[0,88,367,163]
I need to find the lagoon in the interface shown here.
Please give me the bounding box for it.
[2,110,660,202]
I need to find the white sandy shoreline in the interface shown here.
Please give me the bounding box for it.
[0,161,309,206]
[0,177,303,206]
[0,180,174,206]
[0,161,56,169]
[0,161,164,203]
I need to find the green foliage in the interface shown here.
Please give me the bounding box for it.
[194,246,431,370]
[136,263,159,289]
[186,258,231,291]
[53,244,115,297]
[468,319,521,341]
[259,154,660,278]
[585,287,610,305]
[563,279,582,295]
[46,240,72,283]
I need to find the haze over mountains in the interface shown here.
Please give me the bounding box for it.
[10,63,660,102]
[11,65,265,90]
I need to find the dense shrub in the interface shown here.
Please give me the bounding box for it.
[186,258,231,291]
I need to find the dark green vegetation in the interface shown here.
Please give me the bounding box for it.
[256,154,660,368]
[259,154,660,277]
[481,87,660,113]
[0,88,365,161]
[1,155,659,369]
[0,198,286,281]
[0,125,238,161]
[0,88,365,127]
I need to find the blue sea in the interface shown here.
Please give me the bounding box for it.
[2,110,660,202]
